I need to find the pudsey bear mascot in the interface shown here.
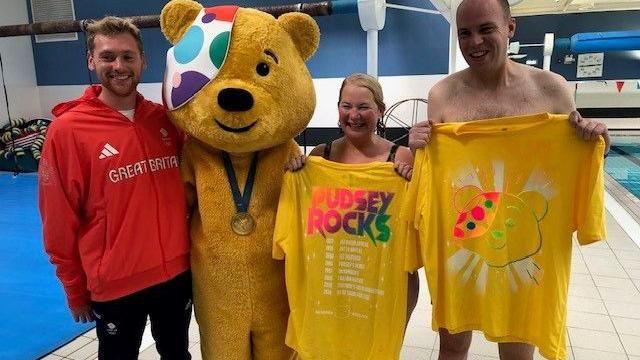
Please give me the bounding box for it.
[160,0,320,358]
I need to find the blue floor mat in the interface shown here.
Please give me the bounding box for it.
[0,172,92,360]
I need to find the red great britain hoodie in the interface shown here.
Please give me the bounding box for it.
[38,85,189,309]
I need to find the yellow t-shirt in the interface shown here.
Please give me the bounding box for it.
[403,113,606,360]
[274,156,415,360]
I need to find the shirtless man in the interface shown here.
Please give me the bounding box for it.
[409,0,609,359]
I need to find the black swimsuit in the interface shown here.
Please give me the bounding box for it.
[322,141,399,162]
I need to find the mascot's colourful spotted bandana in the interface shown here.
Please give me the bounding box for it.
[163,5,238,110]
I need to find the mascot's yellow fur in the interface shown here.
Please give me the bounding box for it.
[160,1,319,358]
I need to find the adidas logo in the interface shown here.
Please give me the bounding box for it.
[99,143,119,159]
[160,128,169,137]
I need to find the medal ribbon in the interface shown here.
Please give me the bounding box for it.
[222,152,258,214]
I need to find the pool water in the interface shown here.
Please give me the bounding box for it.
[605,137,640,199]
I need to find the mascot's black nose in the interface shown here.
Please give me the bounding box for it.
[217,88,254,112]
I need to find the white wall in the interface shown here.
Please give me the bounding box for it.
[39,75,446,126]
[38,85,85,118]
[447,0,469,74]
[39,76,640,131]
[574,80,640,108]
[572,80,640,129]
[0,0,41,126]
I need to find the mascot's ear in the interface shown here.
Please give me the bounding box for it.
[453,185,482,212]
[160,0,203,45]
[277,12,320,61]
[518,190,548,221]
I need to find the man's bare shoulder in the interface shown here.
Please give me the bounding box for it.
[430,71,467,97]
[427,78,449,121]
[428,71,471,121]
[524,65,575,112]
[522,64,569,93]
[309,144,326,157]
[428,78,448,101]
[429,72,469,107]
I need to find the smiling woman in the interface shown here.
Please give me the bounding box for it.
[284,72,420,334]
[300,73,413,168]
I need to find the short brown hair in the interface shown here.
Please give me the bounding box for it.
[86,16,144,54]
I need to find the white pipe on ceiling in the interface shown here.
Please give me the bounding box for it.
[386,3,441,15]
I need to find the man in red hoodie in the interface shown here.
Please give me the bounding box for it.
[38,16,191,360]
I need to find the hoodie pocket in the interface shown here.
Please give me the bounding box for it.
[97,216,163,284]
[78,212,107,292]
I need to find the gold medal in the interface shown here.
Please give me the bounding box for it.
[231,212,255,235]
[222,152,259,236]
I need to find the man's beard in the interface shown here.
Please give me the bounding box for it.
[99,72,139,98]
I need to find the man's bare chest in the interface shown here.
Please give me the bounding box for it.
[442,87,550,122]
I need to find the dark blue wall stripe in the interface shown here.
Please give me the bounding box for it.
[512,11,640,81]
[578,107,640,118]
[29,0,449,85]
[295,127,409,148]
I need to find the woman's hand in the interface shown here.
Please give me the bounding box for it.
[394,161,413,181]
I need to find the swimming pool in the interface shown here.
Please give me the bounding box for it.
[605,136,640,199]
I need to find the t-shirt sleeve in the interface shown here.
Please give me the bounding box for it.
[404,219,423,272]
[401,148,427,227]
[574,138,606,245]
[273,171,298,260]
[401,150,427,271]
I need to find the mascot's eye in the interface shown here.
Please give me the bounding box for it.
[466,222,476,230]
[256,62,270,76]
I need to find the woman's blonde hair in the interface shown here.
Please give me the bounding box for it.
[338,73,385,113]
[338,73,386,135]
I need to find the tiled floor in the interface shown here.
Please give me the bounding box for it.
[42,206,640,360]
